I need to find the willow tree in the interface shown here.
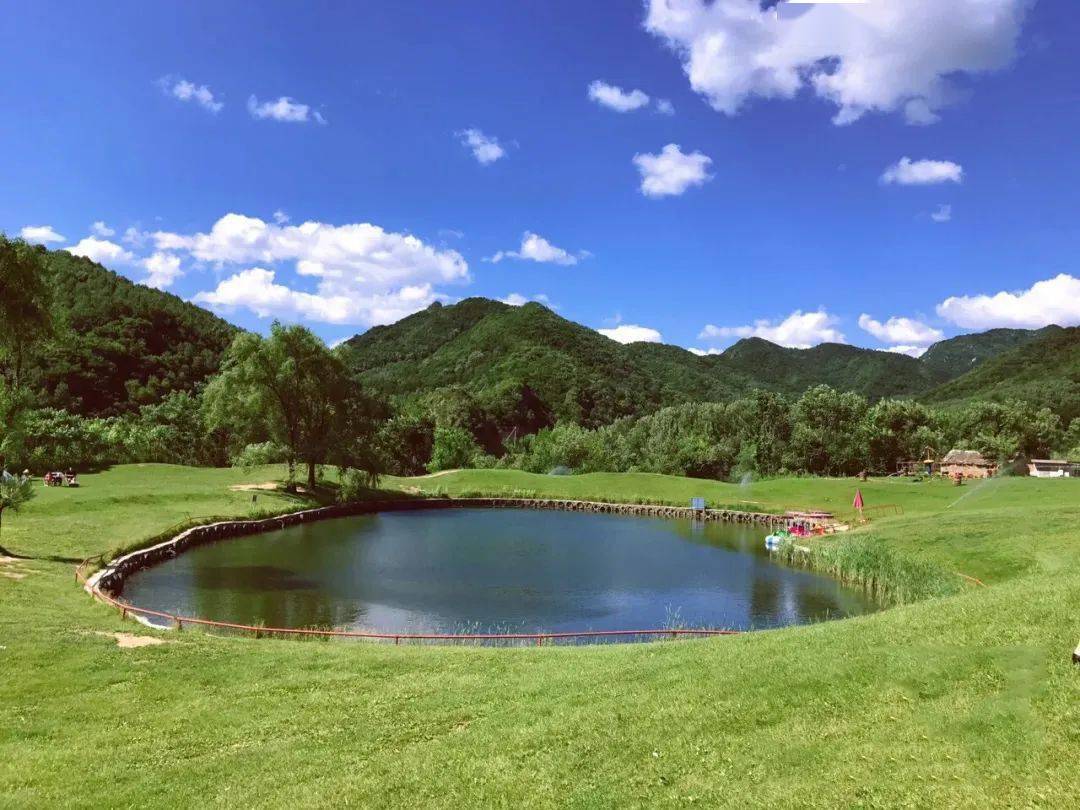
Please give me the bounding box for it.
[203,323,382,490]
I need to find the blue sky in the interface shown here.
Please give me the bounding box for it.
[3,0,1079,356]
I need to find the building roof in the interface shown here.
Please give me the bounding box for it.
[942,449,994,465]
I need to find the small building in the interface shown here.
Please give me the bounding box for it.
[941,450,998,479]
[1027,459,1079,478]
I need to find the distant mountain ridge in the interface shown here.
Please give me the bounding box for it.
[8,240,1073,427]
[343,297,1072,425]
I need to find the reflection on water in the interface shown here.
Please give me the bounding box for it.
[121,509,879,634]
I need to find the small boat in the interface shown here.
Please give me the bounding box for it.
[764,532,787,550]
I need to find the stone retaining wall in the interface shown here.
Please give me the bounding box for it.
[86,497,784,598]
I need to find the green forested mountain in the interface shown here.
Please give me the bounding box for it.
[13,242,238,416]
[342,299,727,427]
[343,297,1062,426]
[919,326,1054,382]
[922,326,1080,422]
[707,338,936,400]
[6,238,1075,431]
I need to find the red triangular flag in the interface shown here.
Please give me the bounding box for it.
[853,489,864,510]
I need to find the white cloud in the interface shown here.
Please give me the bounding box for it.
[885,345,929,358]
[457,128,506,164]
[587,80,651,112]
[65,237,135,265]
[633,143,713,198]
[172,213,467,327]
[936,274,1080,329]
[247,95,325,124]
[598,324,664,344]
[688,347,723,356]
[90,221,115,237]
[644,0,1030,125]
[272,210,290,225]
[655,98,676,115]
[193,268,439,326]
[489,232,585,266]
[904,98,941,126]
[858,314,943,346]
[700,310,844,349]
[881,157,963,186]
[931,204,953,223]
[499,292,551,307]
[19,225,65,244]
[122,226,150,247]
[155,213,468,285]
[142,252,183,290]
[159,76,223,113]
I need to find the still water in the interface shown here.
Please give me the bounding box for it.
[121,509,878,635]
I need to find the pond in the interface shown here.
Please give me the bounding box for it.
[120,508,879,636]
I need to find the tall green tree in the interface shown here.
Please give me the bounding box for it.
[787,385,869,476]
[0,475,35,557]
[0,236,52,390]
[203,323,381,489]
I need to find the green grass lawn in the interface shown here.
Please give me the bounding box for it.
[2,465,1078,807]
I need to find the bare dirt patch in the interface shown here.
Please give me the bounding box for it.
[229,481,310,494]
[0,556,31,580]
[96,631,170,649]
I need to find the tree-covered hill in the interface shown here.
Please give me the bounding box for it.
[343,298,1053,426]
[919,326,1055,382]
[12,241,238,416]
[342,299,728,427]
[707,337,936,400]
[921,326,1080,423]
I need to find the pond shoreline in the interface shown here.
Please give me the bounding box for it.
[82,497,786,620]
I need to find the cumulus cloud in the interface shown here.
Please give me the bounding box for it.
[19,225,65,244]
[91,221,115,237]
[122,226,151,247]
[489,232,585,266]
[65,237,135,265]
[598,324,664,344]
[688,347,723,356]
[158,76,223,113]
[171,213,467,326]
[588,80,651,112]
[931,204,954,223]
[247,95,326,124]
[457,128,506,164]
[936,274,1080,329]
[193,268,439,326]
[858,314,944,347]
[700,310,844,349]
[633,143,713,198]
[881,157,963,186]
[142,252,183,290]
[655,99,676,115]
[644,0,1031,125]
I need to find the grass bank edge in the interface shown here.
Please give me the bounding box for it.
[772,533,965,607]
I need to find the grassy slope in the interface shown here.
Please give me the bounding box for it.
[2,465,1079,807]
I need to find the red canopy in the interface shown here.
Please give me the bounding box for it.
[853,489,864,510]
